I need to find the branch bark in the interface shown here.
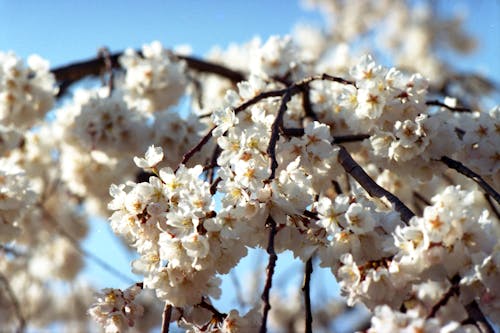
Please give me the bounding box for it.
[0,272,25,333]
[336,145,415,223]
[51,50,245,96]
[302,257,313,333]
[160,303,172,333]
[440,156,500,205]
[260,216,278,333]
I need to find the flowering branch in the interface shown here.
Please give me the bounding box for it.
[0,272,25,333]
[302,257,314,333]
[51,50,246,96]
[440,156,500,205]
[336,145,415,223]
[260,216,278,333]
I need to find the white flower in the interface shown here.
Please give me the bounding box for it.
[345,202,375,234]
[134,145,164,170]
[212,107,238,137]
[88,284,144,333]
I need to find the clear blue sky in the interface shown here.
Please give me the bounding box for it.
[1,0,498,319]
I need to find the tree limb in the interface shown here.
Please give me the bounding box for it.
[336,145,415,223]
[161,303,172,333]
[440,156,500,205]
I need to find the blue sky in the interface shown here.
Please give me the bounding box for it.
[1,0,499,326]
[1,1,498,79]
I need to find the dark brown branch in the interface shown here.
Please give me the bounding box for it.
[260,216,278,333]
[463,301,495,333]
[336,145,415,223]
[267,89,294,180]
[440,156,500,205]
[426,100,472,112]
[210,177,222,195]
[179,90,288,168]
[333,134,370,144]
[301,86,318,121]
[0,272,25,333]
[427,275,460,319]
[234,89,287,113]
[178,55,246,83]
[484,194,500,220]
[51,50,245,97]
[178,127,215,170]
[302,257,313,333]
[161,303,172,333]
[413,191,431,206]
[199,298,227,323]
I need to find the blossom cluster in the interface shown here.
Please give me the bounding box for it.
[0,1,498,332]
[88,284,144,333]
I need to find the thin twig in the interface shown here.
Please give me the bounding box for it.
[234,89,287,113]
[178,127,215,169]
[426,100,472,113]
[440,156,500,205]
[199,298,227,322]
[413,191,431,206]
[161,303,172,333]
[0,272,25,333]
[427,275,460,319]
[336,145,415,223]
[267,89,294,180]
[260,216,278,333]
[302,257,313,333]
[301,86,318,121]
[97,47,114,93]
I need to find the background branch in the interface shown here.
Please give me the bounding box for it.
[51,50,245,97]
[0,272,25,333]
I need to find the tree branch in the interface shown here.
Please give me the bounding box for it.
[51,50,245,96]
[260,216,278,333]
[161,303,172,333]
[426,100,472,113]
[302,257,313,333]
[336,145,415,223]
[267,89,294,180]
[464,301,495,333]
[0,272,25,333]
[484,194,500,220]
[440,156,500,205]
